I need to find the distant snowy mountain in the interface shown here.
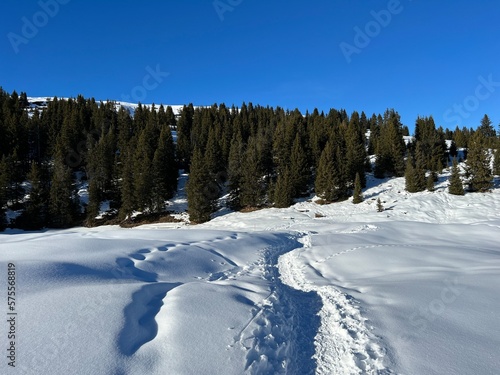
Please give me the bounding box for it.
[27,96,188,116]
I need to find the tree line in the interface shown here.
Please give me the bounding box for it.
[0,88,498,229]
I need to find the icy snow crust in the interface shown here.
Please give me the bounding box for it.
[1,174,500,374]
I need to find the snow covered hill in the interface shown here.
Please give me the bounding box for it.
[1,137,499,374]
[26,96,190,117]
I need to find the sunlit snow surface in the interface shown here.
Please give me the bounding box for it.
[1,173,500,374]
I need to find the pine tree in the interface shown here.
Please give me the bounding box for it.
[466,131,493,192]
[289,134,310,197]
[133,125,156,211]
[374,109,406,178]
[352,172,363,204]
[477,114,496,147]
[187,148,216,223]
[376,198,384,212]
[414,142,427,191]
[227,134,244,210]
[151,126,177,212]
[405,157,418,193]
[176,104,194,169]
[426,173,435,192]
[346,113,367,188]
[118,137,137,220]
[274,167,294,208]
[0,157,7,230]
[0,155,8,209]
[448,158,464,195]
[49,148,78,228]
[23,162,49,229]
[315,141,335,202]
[240,136,264,208]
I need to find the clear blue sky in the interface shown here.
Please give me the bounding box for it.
[1,0,499,132]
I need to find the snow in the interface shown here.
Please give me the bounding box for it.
[1,163,500,374]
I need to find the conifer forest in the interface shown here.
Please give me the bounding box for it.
[0,88,498,230]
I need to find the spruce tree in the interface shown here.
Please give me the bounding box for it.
[133,126,156,211]
[289,134,310,197]
[315,141,336,202]
[376,198,384,212]
[0,157,7,230]
[405,157,418,193]
[0,156,8,209]
[426,173,435,192]
[118,137,137,220]
[477,114,496,147]
[187,148,215,223]
[227,134,244,210]
[151,126,177,212]
[374,109,406,178]
[448,158,464,195]
[274,167,294,208]
[49,148,78,228]
[466,131,493,192]
[23,162,49,229]
[346,113,367,188]
[414,141,427,191]
[0,206,6,231]
[352,172,363,204]
[240,136,264,208]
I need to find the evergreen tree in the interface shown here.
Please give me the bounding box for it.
[240,136,265,208]
[376,198,384,212]
[493,146,500,176]
[289,134,310,197]
[86,177,100,226]
[273,167,294,208]
[405,157,418,193]
[466,131,493,192]
[151,126,177,212]
[346,112,367,188]
[448,158,464,195]
[187,148,215,223]
[22,162,49,229]
[133,124,157,211]
[0,156,7,231]
[374,109,406,178]
[227,134,244,210]
[0,206,6,231]
[352,172,363,204]
[414,142,427,191]
[0,155,8,208]
[477,114,496,147]
[176,104,194,169]
[49,148,78,228]
[118,137,137,220]
[315,141,336,202]
[426,173,435,192]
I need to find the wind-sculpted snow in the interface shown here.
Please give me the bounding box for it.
[0,228,324,374]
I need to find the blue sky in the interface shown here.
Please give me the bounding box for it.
[1,0,499,132]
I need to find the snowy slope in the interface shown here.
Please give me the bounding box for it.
[27,97,191,117]
[1,165,500,374]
